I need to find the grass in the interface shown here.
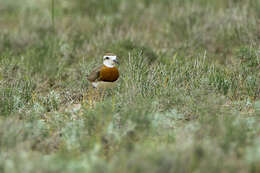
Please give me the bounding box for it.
[0,0,260,172]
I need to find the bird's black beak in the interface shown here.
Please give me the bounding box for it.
[113,59,119,64]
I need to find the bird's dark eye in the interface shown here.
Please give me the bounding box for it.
[105,57,109,60]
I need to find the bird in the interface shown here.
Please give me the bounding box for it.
[87,53,119,89]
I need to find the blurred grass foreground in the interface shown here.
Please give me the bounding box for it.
[0,0,260,173]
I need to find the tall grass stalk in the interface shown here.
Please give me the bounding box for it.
[51,0,55,33]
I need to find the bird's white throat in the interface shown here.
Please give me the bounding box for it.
[103,61,114,68]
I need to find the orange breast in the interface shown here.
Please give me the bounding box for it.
[99,66,119,82]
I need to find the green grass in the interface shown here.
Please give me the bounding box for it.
[0,0,260,172]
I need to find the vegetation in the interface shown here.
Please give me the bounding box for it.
[0,0,259,172]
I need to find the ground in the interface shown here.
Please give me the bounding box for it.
[0,0,260,173]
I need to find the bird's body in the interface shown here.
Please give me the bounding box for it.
[87,53,119,89]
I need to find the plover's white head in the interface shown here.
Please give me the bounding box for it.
[103,53,118,68]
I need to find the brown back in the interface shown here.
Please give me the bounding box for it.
[87,65,103,82]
